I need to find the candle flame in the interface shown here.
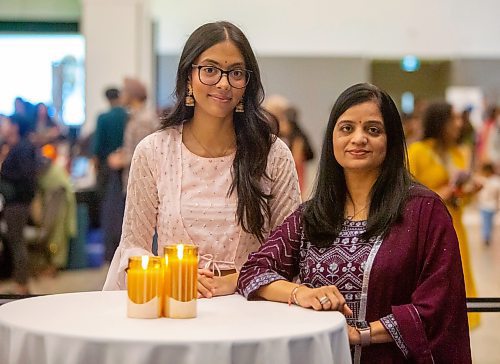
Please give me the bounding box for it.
[141,255,149,270]
[176,244,184,260]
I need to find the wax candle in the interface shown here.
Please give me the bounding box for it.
[126,256,163,319]
[163,244,198,318]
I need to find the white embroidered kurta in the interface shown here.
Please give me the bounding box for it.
[103,125,301,290]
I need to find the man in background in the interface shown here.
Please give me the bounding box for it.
[92,88,127,198]
[108,78,159,191]
[92,88,128,262]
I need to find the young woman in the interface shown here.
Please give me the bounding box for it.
[103,21,301,296]
[238,84,471,363]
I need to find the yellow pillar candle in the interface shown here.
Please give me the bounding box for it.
[126,256,163,319]
[163,244,198,318]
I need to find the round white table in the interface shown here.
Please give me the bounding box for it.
[0,291,351,364]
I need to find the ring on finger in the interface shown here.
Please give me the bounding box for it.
[319,296,330,305]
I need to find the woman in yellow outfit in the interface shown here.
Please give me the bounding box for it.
[408,102,480,329]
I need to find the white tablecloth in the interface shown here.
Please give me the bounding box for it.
[0,291,351,364]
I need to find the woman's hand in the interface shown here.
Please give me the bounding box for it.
[347,324,361,345]
[437,184,455,202]
[294,285,353,315]
[463,175,483,195]
[198,269,215,298]
[197,269,238,298]
[107,148,125,170]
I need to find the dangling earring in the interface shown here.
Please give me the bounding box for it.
[235,99,244,113]
[185,84,195,107]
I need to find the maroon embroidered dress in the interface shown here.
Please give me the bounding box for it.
[237,186,471,364]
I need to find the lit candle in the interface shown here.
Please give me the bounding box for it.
[163,244,198,318]
[126,256,163,319]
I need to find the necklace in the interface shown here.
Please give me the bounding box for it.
[186,124,235,158]
[345,195,369,221]
[345,205,369,221]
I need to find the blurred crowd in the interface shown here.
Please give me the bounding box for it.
[403,102,500,250]
[402,103,500,215]
[0,77,160,294]
[0,97,75,294]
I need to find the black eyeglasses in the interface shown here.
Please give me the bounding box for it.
[192,64,252,89]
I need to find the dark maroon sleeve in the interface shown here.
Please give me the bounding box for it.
[392,196,471,363]
[237,208,302,299]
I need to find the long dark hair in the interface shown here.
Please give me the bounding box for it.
[303,83,412,246]
[161,21,275,242]
[422,102,452,144]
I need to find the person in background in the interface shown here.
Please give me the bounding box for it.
[476,105,499,168]
[477,162,500,246]
[285,106,315,192]
[91,87,128,262]
[264,95,313,195]
[103,21,301,296]
[401,112,422,145]
[92,87,127,197]
[33,155,77,273]
[408,101,481,329]
[11,97,27,121]
[10,97,35,128]
[484,108,500,170]
[238,83,471,363]
[107,78,159,190]
[459,106,476,170]
[30,103,61,147]
[0,116,40,294]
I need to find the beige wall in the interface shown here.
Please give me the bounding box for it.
[452,59,500,104]
[3,0,500,59]
[81,0,153,136]
[152,0,500,58]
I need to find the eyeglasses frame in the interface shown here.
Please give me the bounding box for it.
[191,64,252,89]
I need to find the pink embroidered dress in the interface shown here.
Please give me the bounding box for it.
[180,143,240,271]
[103,125,301,290]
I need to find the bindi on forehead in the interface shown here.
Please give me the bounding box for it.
[197,40,244,64]
[338,118,383,125]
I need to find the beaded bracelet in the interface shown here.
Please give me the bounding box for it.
[288,285,302,306]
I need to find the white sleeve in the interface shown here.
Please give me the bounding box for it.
[267,138,302,231]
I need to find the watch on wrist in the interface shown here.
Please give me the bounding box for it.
[355,320,371,347]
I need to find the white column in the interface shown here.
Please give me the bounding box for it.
[81,0,153,136]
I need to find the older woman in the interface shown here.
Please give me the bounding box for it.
[237,84,471,363]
